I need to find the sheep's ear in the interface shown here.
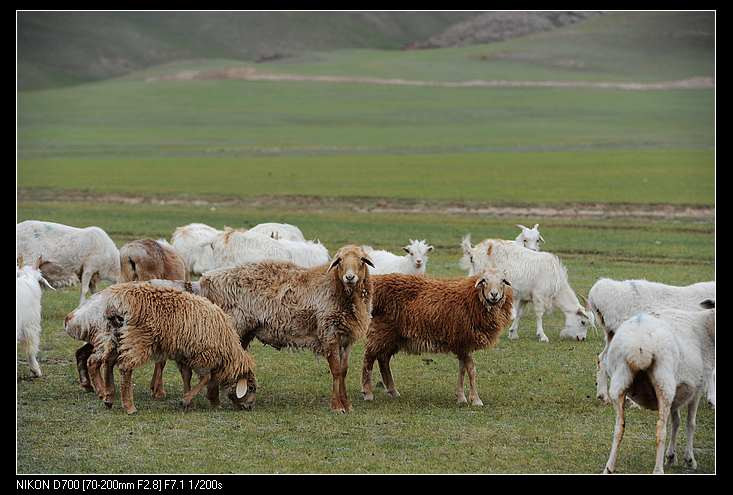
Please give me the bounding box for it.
[700,299,715,309]
[403,246,411,254]
[533,224,539,230]
[361,257,375,268]
[328,257,342,272]
[539,234,546,243]
[235,378,248,399]
[502,279,511,287]
[427,245,434,252]
[516,224,528,231]
[475,277,485,288]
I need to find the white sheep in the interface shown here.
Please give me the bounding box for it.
[248,222,305,241]
[515,224,545,251]
[16,256,54,377]
[460,235,592,342]
[602,300,715,474]
[170,223,223,276]
[17,221,120,305]
[362,239,433,275]
[588,278,716,402]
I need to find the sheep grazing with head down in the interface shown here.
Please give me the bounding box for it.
[119,239,188,283]
[587,278,716,403]
[515,224,544,251]
[601,299,715,474]
[362,239,434,275]
[88,282,256,414]
[16,220,121,305]
[461,235,592,343]
[248,222,306,241]
[361,269,514,406]
[16,256,55,377]
[180,245,373,413]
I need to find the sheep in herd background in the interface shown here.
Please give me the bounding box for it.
[16,256,55,377]
[88,282,256,414]
[515,224,544,251]
[248,222,306,241]
[602,299,715,474]
[16,220,121,305]
[362,239,433,275]
[164,245,374,413]
[460,235,592,342]
[119,239,188,283]
[170,223,223,276]
[587,278,716,403]
[362,269,514,405]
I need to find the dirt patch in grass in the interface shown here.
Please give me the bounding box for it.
[19,188,714,221]
[145,67,714,91]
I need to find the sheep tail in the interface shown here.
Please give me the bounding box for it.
[626,346,654,372]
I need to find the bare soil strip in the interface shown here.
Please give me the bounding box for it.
[146,67,714,91]
[19,189,714,221]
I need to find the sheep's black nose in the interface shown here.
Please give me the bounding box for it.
[345,274,355,281]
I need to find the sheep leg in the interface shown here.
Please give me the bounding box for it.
[87,351,106,400]
[465,354,483,406]
[456,357,468,404]
[338,344,353,412]
[102,355,116,408]
[603,390,626,474]
[596,348,611,403]
[652,389,672,474]
[683,393,702,469]
[361,350,377,401]
[79,268,94,306]
[533,302,549,343]
[119,368,137,414]
[181,373,211,410]
[206,380,220,407]
[378,354,400,398]
[326,351,346,413]
[75,343,95,391]
[665,407,681,465]
[24,330,42,378]
[149,360,167,399]
[176,362,193,394]
[507,300,526,340]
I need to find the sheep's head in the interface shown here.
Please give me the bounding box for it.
[64,290,111,342]
[191,238,219,274]
[474,269,512,309]
[17,256,55,290]
[459,235,493,276]
[226,370,257,411]
[515,224,544,251]
[402,239,433,273]
[328,245,374,295]
[559,306,595,342]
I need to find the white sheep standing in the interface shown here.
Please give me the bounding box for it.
[515,224,545,251]
[170,223,223,276]
[460,235,592,342]
[362,239,433,275]
[16,221,120,305]
[587,278,716,403]
[16,256,55,377]
[602,300,715,474]
[248,222,305,241]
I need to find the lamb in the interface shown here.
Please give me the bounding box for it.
[87,282,257,414]
[17,220,121,305]
[170,223,223,276]
[362,239,433,275]
[587,278,716,403]
[181,245,374,413]
[515,224,544,251]
[248,222,306,241]
[460,235,592,342]
[119,239,188,283]
[601,299,715,474]
[361,269,514,406]
[16,256,55,377]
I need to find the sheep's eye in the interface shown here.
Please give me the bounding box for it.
[581,321,587,326]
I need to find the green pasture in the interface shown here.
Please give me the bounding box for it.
[16,201,715,474]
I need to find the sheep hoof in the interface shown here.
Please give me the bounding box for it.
[386,390,400,398]
[125,407,137,415]
[457,396,468,405]
[597,394,610,404]
[538,335,549,343]
[684,457,697,470]
[471,398,484,407]
[151,389,167,400]
[80,383,94,392]
[362,391,374,401]
[508,333,519,341]
[666,453,676,465]
[602,467,613,474]
[104,401,113,409]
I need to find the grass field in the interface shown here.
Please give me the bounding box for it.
[17,11,715,474]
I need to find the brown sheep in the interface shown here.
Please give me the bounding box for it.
[361,269,514,406]
[89,282,256,414]
[162,245,374,413]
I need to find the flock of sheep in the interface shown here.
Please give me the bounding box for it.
[16,219,715,473]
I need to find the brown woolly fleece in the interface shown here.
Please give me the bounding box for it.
[119,239,188,283]
[197,244,374,412]
[96,282,256,413]
[362,272,513,405]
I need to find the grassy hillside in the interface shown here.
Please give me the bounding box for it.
[18,11,475,91]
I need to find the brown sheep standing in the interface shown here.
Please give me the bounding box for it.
[168,245,374,413]
[361,269,514,406]
[91,282,256,414]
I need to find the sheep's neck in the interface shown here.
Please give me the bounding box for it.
[555,283,581,315]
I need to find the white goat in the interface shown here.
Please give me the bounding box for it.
[515,224,544,251]
[460,235,592,342]
[363,239,433,275]
[588,278,716,403]
[16,256,54,377]
[602,300,715,474]
[170,223,223,276]
[17,221,120,305]
[248,222,305,241]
